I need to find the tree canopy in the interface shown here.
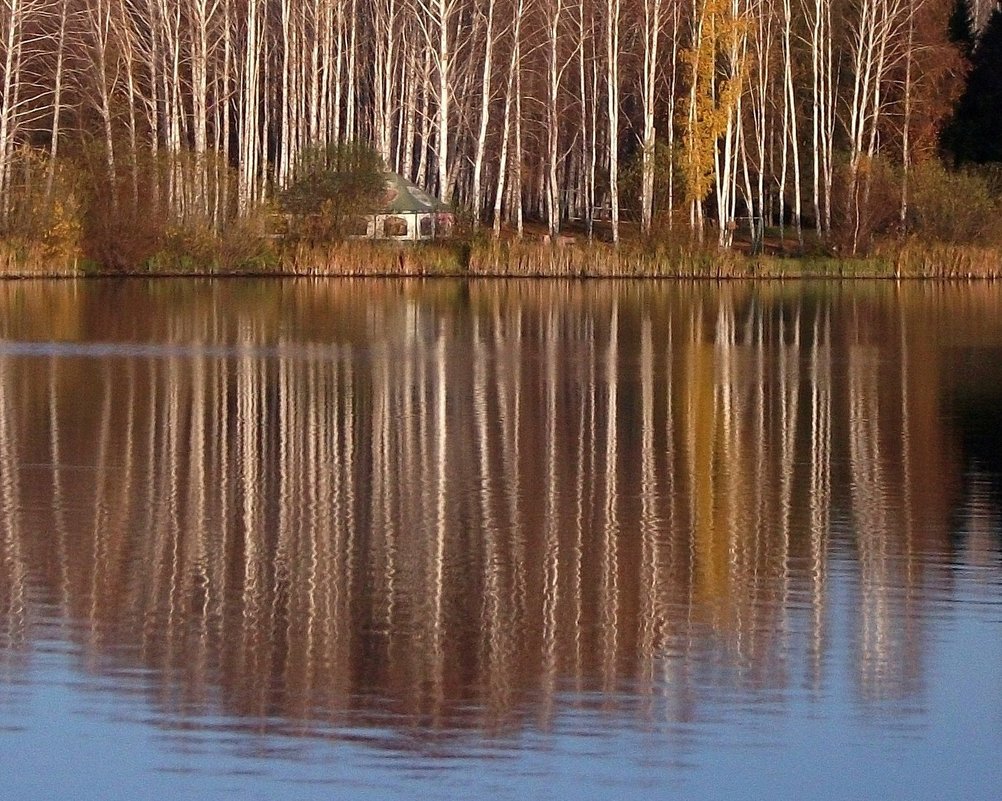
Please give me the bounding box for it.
[0,0,987,260]
[278,141,386,242]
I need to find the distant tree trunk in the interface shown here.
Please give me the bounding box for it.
[115,13,141,211]
[220,0,233,219]
[640,0,662,236]
[278,0,294,186]
[844,0,907,253]
[578,1,594,240]
[546,0,563,236]
[401,43,418,179]
[666,4,680,229]
[373,0,398,167]
[85,0,119,213]
[416,46,432,188]
[807,0,835,236]
[345,0,358,141]
[513,29,524,238]
[493,0,525,237]
[429,0,455,202]
[190,0,211,161]
[714,0,747,248]
[239,0,263,214]
[606,0,620,243]
[46,0,71,204]
[900,5,914,230]
[0,0,23,215]
[780,0,803,248]
[471,0,497,227]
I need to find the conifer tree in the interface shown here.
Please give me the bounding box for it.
[944,7,1002,164]
[948,0,975,57]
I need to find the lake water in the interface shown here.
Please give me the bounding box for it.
[1,279,1001,800]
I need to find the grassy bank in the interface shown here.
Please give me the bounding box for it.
[2,235,1001,280]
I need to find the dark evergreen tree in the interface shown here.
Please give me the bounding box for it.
[943,8,1002,164]
[948,0,976,58]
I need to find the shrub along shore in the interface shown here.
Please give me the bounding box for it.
[3,137,1001,282]
[3,236,1001,281]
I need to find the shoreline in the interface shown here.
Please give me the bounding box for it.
[3,239,1001,281]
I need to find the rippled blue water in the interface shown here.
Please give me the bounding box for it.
[1,279,1000,800]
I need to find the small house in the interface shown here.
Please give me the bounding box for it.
[355,172,454,241]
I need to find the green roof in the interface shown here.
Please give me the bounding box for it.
[378,172,452,214]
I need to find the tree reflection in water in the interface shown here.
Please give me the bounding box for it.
[1,279,1000,743]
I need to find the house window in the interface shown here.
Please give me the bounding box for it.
[436,213,454,236]
[419,216,434,237]
[383,216,408,237]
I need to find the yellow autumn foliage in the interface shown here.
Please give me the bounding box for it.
[679,0,748,206]
[0,146,83,272]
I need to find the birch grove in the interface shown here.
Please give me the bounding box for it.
[0,0,972,251]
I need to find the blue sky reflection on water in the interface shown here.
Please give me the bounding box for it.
[2,562,1000,801]
[1,279,1002,800]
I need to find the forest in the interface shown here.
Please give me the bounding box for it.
[0,0,1000,274]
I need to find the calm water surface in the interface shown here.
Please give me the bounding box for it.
[1,279,1001,800]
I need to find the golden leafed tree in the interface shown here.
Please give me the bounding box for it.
[680,0,747,216]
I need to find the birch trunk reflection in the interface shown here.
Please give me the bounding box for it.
[0,280,998,732]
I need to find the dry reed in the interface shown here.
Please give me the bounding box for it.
[277,239,464,276]
[883,241,1002,279]
[0,241,81,278]
[3,233,1002,280]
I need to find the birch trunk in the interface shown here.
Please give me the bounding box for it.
[640,0,662,236]
[239,0,262,214]
[471,0,496,227]
[0,0,21,214]
[436,0,452,202]
[45,0,70,203]
[493,0,525,237]
[606,0,620,243]
[546,0,563,235]
[781,0,803,247]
